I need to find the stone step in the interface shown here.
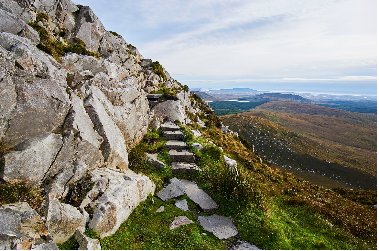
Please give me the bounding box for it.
[146,93,163,100]
[160,122,180,131]
[163,131,183,140]
[168,150,196,162]
[198,214,238,239]
[180,179,219,212]
[165,140,187,150]
[172,162,202,174]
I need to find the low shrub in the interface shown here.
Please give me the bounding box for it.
[151,61,167,81]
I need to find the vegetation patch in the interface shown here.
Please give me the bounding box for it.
[57,235,79,250]
[151,61,167,81]
[0,180,44,215]
[29,17,100,61]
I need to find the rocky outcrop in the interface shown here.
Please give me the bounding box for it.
[84,168,155,238]
[45,198,86,244]
[0,0,195,248]
[0,202,58,250]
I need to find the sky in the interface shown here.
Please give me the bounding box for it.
[73,0,377,95]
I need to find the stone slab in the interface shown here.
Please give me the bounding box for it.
[163,130,183,140]
[165,140,187,150]
[198,214,238,239]
[172,162,202,174]
[161,122,180,131]
[175,199,189,211]
[169,216,193,230]
[168,150,196,162]
[157,178,186,201]
[146,93,163,100]
[180,179,218,212]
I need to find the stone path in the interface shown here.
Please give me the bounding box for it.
[155,121,259,249]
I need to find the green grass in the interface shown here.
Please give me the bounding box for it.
[100,195,227,250]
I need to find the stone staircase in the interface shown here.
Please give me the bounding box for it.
[156,121,260,249]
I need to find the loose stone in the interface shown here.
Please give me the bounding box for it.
[169,216,193,230]
[198,214,238,239]
[175,199,189,211]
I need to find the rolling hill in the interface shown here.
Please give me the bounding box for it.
[221,101,377,190]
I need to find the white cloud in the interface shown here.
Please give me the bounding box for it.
[74,0,377,91]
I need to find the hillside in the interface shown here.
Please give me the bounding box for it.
[0,0,376,250]
[249,101,377,175]
[221,113,376,190]
[254,101,377,123]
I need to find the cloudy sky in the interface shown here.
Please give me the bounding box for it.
[74,0,377,95]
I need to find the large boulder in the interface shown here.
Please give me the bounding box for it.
[3,133,63,186]
[72,6,106,52]
[61,53,128,83]
[0,202,58,250]
[85,168,155,238]
[46,198,86,244]
[152,100,190,125]
[0,33,70,147]
[84,92,129,171]
[0,9,40,44]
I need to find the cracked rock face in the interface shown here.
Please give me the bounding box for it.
[0,202,58,250]
[3,133,63,186]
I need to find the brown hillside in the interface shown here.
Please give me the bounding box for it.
[244,101,377,176]
[221,112,376,189]
[254,101,377,123]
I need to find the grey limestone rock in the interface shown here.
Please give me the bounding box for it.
[175,199,189,211]
[198,214,238,240]
[157,177,186,201]
[73,6,106,52]
[224,155,239,176]
[46,198,86,244]
[84,92,128,171]
[169,216,193,230]
[156,206,164,213]
[0,202,58,250]
[61,53,128,83]
[0,9,40,44]
[87,168,155,238]
[64,93,103,149]
[180,179,218,212]
[3,133,63,186]
[146,153,166,169]
[152,100,190,125]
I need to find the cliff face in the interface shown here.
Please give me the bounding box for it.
[0,0,199,248]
